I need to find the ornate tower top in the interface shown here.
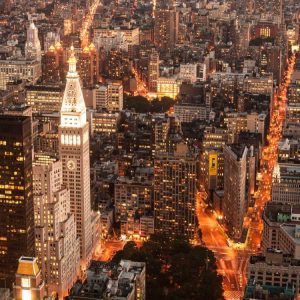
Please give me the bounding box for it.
[25,20,41,62]
[60,46,86,128]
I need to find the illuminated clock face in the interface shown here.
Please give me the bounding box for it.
[67,159,76,171]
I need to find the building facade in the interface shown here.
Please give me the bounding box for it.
[0,115,35,287]
[223,144,248,241]
[33,158,80,298]
[154,144,197,241]
[58,46,93,270]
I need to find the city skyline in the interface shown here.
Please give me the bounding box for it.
[0,0,299,299]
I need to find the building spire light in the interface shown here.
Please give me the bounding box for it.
[68,45,77,74]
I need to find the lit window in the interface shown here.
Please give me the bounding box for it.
[21,278,30,288]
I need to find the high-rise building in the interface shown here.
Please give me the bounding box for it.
[25,20,42,62]
[154,8,179,51]
[33,157,80,298]
[148,48,159,93]
[41,43,65,84]
[77,44,99,88]
[0,115,34,287]
[223,144,248,241]
[154,144,197,241]
[13,257,45,300]
[58,46,93,270]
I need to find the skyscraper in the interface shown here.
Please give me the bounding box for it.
[58,46,93,270]
[223,144,248,241]
[154,144,197,241]
[25,20,42,62]
[33,157,80,298]
[0,115,35,287]
[148,48,159,93]
[77,43,99,88]
[154,8,179,51]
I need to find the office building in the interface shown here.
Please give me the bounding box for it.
[0,115,34,287]
[154,144,197,241]
[26,85,64,113]
[90,110,120,135]
[77,44,99,88]
[33,158,80,298]
[223,144,248,241]
[0,59,41,90]
[107,81,123,111]
[41,43,65,84]
[58,46,93,270]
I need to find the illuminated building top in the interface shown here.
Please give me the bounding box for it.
[16,257,39,276]
[60,46,87,127]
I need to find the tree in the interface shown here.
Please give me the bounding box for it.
[112,234,224,300]
[123,95,175,113]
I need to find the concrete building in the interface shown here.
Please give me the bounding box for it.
[199,148,224,201]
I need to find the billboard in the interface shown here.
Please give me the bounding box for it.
[209,153,218,176]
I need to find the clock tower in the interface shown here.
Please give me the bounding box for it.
[59,46,92,271]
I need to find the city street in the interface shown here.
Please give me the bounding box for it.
[198,53,296,300]
[197,199,249,300]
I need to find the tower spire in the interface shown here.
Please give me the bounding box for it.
[68,45,77,75]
